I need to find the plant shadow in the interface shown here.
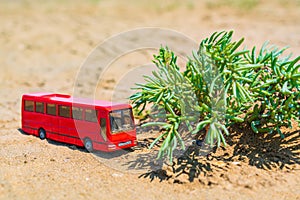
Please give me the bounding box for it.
[122,141,165,175]
[136,144,214,183]
[219,124,300,170]
[133,127,214,183]
[136,124,300,183]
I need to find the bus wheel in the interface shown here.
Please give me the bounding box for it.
[38,129,46,140]
[84,138,93,152]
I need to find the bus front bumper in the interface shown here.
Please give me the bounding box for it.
[93,139,137,152]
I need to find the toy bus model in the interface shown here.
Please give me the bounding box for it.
[21,93,137,152]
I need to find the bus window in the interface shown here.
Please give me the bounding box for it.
[46,104,56,116]
[110,109,134,134]
[72,107,83,120]
[85,109,98,123]
[24,100,34,112]
[100,118,107,141]
[59,105,70,118]
[123,109,133,126]
[36,102,44,113]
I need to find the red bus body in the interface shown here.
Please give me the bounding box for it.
[21,93,137,152]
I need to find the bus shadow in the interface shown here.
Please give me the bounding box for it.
[18,128,28,135]
[46,139,89,153]
[46,139,136,158]
[92,148,133,159]
[17,128,97,154]
[18,128,76,150]
[19,129,137,157]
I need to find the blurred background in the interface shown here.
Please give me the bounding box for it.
[1,0,299,96]
[0,0,299,121]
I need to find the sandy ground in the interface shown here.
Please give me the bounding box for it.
[0,0,300,199]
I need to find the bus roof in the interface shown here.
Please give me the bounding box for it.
[23,93,131,111]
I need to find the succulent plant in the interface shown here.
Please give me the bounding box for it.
[130,31,300,161]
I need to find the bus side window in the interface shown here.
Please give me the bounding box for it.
[100,118,107,141]
[59,105,70,118]
[24,100,34,112]
[72,107,83,120]
[46,104,56,116]
[85,109,98,123]
[36,102,44,113]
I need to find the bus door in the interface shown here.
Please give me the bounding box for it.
[99,111,107,143]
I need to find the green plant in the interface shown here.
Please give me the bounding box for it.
[130,31,300,161]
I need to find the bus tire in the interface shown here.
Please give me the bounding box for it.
[84,138,93,152]
[38,128,46,140]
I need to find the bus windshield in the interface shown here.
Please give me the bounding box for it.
[109,109,134,134]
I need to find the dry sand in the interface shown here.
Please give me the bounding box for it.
[0,0,299,199]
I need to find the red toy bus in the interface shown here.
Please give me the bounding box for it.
[21,93,137,152]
